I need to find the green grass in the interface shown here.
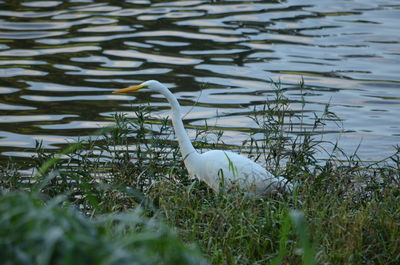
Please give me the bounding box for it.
[0,191,207,265]
[1,81,399,264]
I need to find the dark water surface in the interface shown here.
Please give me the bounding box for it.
[0,0,399,162]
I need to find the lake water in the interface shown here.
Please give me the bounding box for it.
[0,0,399,163]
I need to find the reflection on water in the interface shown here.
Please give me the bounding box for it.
[0,0,399,162]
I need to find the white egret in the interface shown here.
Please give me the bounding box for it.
[113,80,292,196]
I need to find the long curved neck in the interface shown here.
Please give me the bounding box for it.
[158,87,198,159]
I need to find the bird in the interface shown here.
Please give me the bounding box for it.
[113,80,293,196]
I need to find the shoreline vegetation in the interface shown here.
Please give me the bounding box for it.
[1,82,399,265]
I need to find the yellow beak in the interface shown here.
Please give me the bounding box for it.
[112,84,146,94]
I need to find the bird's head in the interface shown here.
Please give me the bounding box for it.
[112,80,165,94]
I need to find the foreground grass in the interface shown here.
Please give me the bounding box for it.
[0,191,207,265]
[1,83,399,264]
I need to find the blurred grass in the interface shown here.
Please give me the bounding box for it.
[0,191,207,265]
[1,80,399,265]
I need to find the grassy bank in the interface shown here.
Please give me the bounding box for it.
[1,85,399,264]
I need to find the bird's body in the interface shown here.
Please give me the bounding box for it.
[186,150,291,195]
[113,80,292,196]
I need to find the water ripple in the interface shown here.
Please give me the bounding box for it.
[22,1,62,8]
[0,21,71,30]
[0,46,101,56]
[104,49,202,65]
[0,114,77,123]
[0,31,66,39]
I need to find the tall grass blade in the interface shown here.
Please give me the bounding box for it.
[290,210,316,265]
[32,142,82,193]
